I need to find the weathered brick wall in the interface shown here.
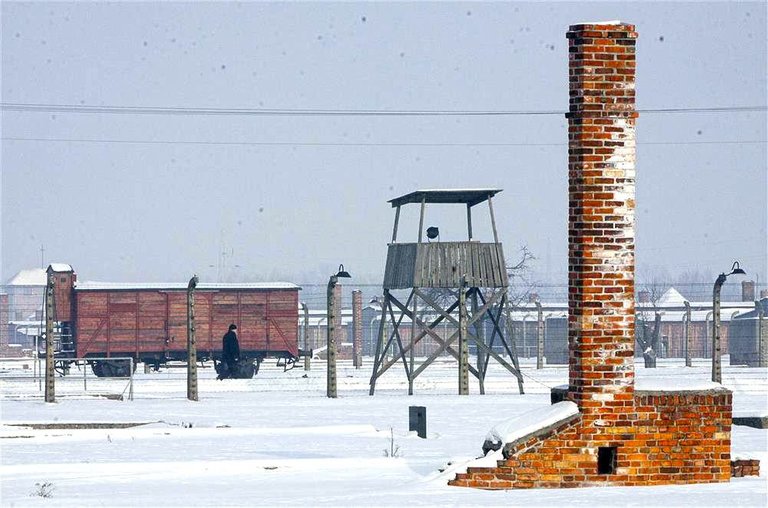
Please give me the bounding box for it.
[566,22,637,420]
[449,389,732,489]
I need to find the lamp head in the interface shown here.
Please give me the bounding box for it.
[728,261,746,276]
[335,264,351,278]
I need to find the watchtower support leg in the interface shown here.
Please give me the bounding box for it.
[503,292,525,394]
[369,291,390,395]
[369,290,415,394]
[472,288,486,394]
[409,292,417,395]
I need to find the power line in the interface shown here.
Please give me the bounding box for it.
[2,136,765,147]
[1,102,766,117]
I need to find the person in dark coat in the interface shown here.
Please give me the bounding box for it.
[219,324,240,379]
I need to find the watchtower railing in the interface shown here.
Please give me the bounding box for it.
[383,242,508,289]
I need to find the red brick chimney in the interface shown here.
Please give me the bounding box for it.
[450,22,740,491]
[741,280,755,302]
[566,22,637,420]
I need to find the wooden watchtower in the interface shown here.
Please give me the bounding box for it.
[369,189,524,395]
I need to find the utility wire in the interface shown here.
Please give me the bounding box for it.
[2,137,764,147]
[1,102,766,116]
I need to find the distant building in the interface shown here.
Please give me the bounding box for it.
[2,268,47,351]
[3,268,46,322]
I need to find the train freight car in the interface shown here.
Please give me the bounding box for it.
[46,264,302,377]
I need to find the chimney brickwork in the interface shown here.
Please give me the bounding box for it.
[566,21,637,421]
[741,280,755,302]
[449,22,740,490]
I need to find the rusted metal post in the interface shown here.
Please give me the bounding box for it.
[684,301,692,366]
[44,274,56,403]
[458,277,469,395]
[187,275,199,401]
[535,300,544,369]
[301,302,310,370]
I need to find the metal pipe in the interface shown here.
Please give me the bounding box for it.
[712,273,726,383]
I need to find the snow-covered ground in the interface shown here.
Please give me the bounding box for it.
[1,357,766,507]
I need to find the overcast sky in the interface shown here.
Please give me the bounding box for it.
[1,1,766,293]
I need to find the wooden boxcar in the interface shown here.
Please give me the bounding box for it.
[47,265,301,377]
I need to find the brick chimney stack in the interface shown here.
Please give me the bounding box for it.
[741,280,755,302]
[566,22,638,418]
[450,22,739,491]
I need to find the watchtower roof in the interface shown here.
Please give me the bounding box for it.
[388,188,502,208]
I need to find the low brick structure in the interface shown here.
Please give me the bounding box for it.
[449,21,743,490]
[451,388,733,489]
[731,459,760,477]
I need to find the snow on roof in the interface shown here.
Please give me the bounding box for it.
[636,378,728,392]
[574,20,622,25]
[657,287,687,306]
[47,263,74,273]
[5,268,46,286]
[485,401,579,449]
[76,281,301,291]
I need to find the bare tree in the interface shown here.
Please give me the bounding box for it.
[506,246,537,306]
[637,312,661,368]
[635,276,668,368]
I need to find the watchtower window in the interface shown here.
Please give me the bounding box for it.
[597,446,617,474]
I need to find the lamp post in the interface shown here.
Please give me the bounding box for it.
[187,275,199,402]
[327,264,351,398]
[712,261,746,383]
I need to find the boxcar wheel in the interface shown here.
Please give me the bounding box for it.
[92,360,135,378]
[239,360,255,379]
[91,361,105,377]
